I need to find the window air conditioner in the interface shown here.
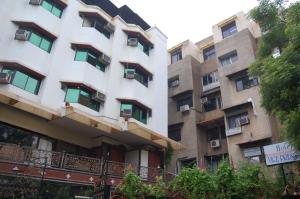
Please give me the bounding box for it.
[210,139,220,148]
[239,117,249,126]
[103,23,115,33]
[127,38,138,47]
[99,54,111,65]
[15,29,30,41]
[200,97,208,104]
[125,69,135,79]
[92,92,106,103]
[121,109,132,118]
[29,0,43,5]
[170,80,179,87]
[180,104,190,112]
[0,73,11,84]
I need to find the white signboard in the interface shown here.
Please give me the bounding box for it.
[263,141,300,166]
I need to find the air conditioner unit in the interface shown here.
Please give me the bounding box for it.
[200,97,208,104]
[0,73,11,84]
[127,38,138,47]
[103,23,115,33]
[99,54,111,65]
[180,104,190,112]
[15,29,30,41]
[170,80,179,87]
[29,0,43,5]
[125,69,135,79]
[210,139,220,148]
[121,109,132,118]
[92,92,106,103]
[239,117,249,126]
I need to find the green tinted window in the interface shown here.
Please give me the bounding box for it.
[121,104,133,111]
[41,0,52,12]
[29,32,42,47]
[75,51,88,61]
[65,88,80,103]
[52,6,62,18]
[137,42,144,52]
[25,77,39,94]
[80,89,90,97]
[96,62,105,72]
[121,103,147,124]
[40,38,52,52]
[12,71,28,89]
[2,69,13,75]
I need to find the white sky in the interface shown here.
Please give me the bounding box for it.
[110,0,259,48]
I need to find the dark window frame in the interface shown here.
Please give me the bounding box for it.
[127,35,150,56]
[221,21,237,38]
[82,16,111,39]
[120,103,148,124]
[202,71,218,86]
[74,48,106,72]
[124,66,149,87]
[41,0,64,18]
[227,112,248,129]
[235,75,259,92]
[176,94,193,111]
[171,49,182,64]
[219,51,238,67]
[203,45,216,61]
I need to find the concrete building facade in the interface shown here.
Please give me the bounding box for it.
[168,11,279,173]
[0,0,181,197]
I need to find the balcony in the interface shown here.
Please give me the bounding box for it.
[0,143,175,184]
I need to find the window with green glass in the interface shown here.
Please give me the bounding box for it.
[128,36,150,56]
[28,31,53,53]
[120,103,148,124]
[74,49,106,72]
[41,0,63,18]
[64,87,100,111]
[1,68,41,95]
[124,67,149,87]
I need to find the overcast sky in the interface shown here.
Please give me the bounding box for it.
[110,0,259,48]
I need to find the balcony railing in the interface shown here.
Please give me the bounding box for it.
[0,143,176,182]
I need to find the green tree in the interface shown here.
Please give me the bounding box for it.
[249,0,300,148]
[117,171,145,199]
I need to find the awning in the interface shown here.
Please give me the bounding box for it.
[0,61,46,79]
[71,43,103,56]
[120,61,153,77]
[60,81,98,93]
[116,98,152,113]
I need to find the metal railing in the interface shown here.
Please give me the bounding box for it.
[0,142,176,182]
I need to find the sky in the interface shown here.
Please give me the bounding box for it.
[110,0,259,48]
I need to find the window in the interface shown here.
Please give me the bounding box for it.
[221,21,237,38]
[171,49,182,64]
[27,31,53,52]
[120,103,148,124]
[124,67,149,87]
[202,72,218,86]
[64,87,100,111]
[41,0,63,18]
[168,76,179,88]
[1,68,41,95]
[82,17,111,39]
[168,128,181,142]
[74,49,106,72]
[176,95,193,111]
[227,112,248,129]
[128,35,150,55]
[203,96,222,112]
[181,158,197,169]
[219,51,238,67]
[207,126,226,141]
[236,75,259,91]
[203,46,215,61]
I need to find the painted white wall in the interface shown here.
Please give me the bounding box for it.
[0,0,168,137]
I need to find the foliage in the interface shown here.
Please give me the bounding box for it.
[249,0,300,148]
[164,142,174,168]
[170,167,214,199]
[146,176,167,198]
[117,171,145,199]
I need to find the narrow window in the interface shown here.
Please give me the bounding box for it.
[41,0,63,18]
[221,21,237,38]
[203,45,215,61]
[171,49,182,64]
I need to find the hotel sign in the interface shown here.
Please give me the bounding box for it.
[263,141,300,166]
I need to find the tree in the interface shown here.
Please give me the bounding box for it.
[249,0,300,148]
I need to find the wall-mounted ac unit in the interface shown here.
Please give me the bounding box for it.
[104,23,115,33]
[200,97,208,104]
[239,117,249,126]
[0,73,11,84]
[170,80,179,87]
[127,38,138,47]
[29,0,43,5]
[99,54,111,65]
[125,69,135,79]
[92,92,106,103]
[210,139,220,148]
[121,109,132,118]
[15,29,30,41]
[180,104,190,112]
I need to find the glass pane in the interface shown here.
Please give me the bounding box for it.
[137,42,144,51]
[79,89,90,97]
[40,38,52,52]
[29,32,42,47]
[236,80,244,91]
[121,104,132,111]
[52,6,62,18]
[2,68,13,75]
[96,62,105,72]
[41,0,53,12]
[25,77,39,94]
[86,53,97,66]
[65,88,80,102]
[12,71,28,90]
[75,51,88,61]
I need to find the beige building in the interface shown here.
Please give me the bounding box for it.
[167,11,279,173]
